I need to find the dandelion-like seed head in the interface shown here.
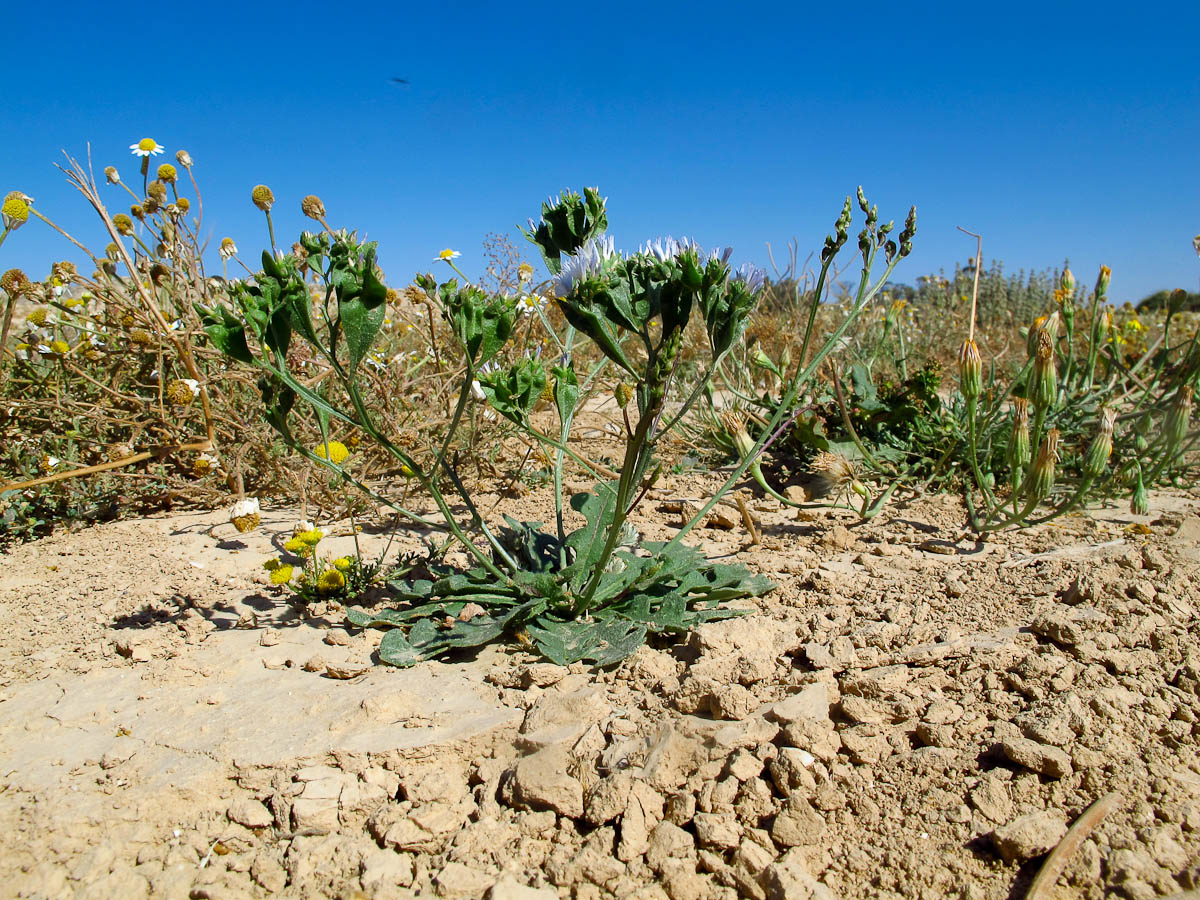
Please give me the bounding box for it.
[301,195,326,220]
[2,192,32,231]
[219,237,238,260]
[130,138,165,157]
[313,440,350,464]
[156,163,177,184]
[175,150,193,168]
[104,166,121,184]
[251,184,275,211]
[808,450,858,500]
[229,497,261,533]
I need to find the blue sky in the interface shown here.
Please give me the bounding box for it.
[5,1,1198,304]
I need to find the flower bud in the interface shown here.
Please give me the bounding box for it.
[1130,472,1148,516]
[1059,266,1075,298]
[1026,309,1060,359]
[1094,265,1111,299]
[1164,385,1193,449]
[1029,330,1057,410]
[958,338,982,401]
[1007,397,1032,474]
[1027,429,1059,502]
[1082,408,1115,479]
[251,184,275,212]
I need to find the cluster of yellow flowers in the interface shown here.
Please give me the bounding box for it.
[266,523,355,596]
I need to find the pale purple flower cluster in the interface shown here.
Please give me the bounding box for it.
[733,262,767,295]
[554,235,618,297]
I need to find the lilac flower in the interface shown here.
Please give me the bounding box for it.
[732,263,766,295]
[553,235,617,297]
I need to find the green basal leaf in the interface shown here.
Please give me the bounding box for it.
[562,484,619,590]
[528,619,646,667]
[378,628,423,666]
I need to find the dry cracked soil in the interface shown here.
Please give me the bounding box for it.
[1,475,1199,900]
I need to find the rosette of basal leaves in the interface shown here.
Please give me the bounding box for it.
[345,483,771,667]
[520,187,608,273]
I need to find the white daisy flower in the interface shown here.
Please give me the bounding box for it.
[130,138,165,158]
[434,248,462,262]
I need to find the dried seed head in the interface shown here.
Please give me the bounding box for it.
[808,450,858,499]
[130,204,146,221]
[720,410,756,461]
[175,149,193,168]
[112,213,134,236]
[1,268,30,296]
[300,194,326,220]
[104,166,121,184]
[129,328,154,346]
[251,184,275,212]
[166,378,200,406]
[107,443,136,462]
[146,180,168,204]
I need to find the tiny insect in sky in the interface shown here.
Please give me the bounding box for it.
[390,77,410,85]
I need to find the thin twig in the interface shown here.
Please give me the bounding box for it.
[0,440,211,493]
[1025,792,1120,900]
[956,226,983,343]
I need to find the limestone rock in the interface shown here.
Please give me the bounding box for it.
[991,810,1068,862]
[1000,737,1073,778]
[501,745,584,818]
[227,796,273,829]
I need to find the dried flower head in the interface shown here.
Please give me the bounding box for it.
[808,450,863,500]
[176,197,190,213]
[104,166,121,184]
[130,204,146,221]
[107,443,136,462]
[300,195,326,220]
[229,497,261,533]
[166,378,200,405]
[1,268,30,296]
[518,262,534,282]
[193,451,220,476]
[175,149,193,168]
[129,328,153,346]
[251,184,275,212]
[112,213,134,236]
[130,138,165,157]
[146,180,168,204]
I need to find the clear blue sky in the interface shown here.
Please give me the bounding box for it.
[5,1,1198,304]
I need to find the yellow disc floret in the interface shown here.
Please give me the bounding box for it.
[251,185,275,212]
[313,440,349,464]
[317,569,346,593]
